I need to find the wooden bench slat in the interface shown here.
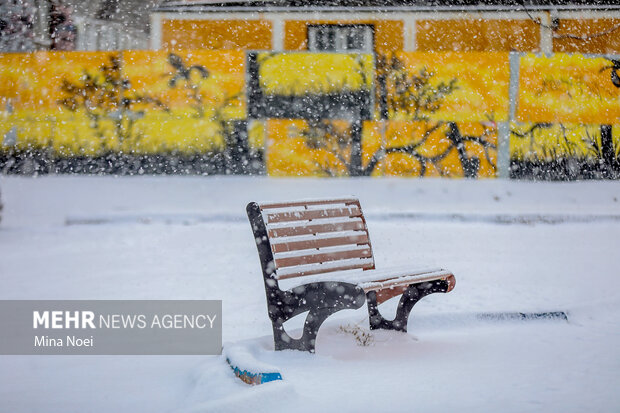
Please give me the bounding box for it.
[359,272,456,292]
[372,285,410,305]
[275,246,373,268]
[363,273,456,304]
[270,233,369,253]
[259,198,359,210]
[278,266,447,285]
[277,258,375,279]
[266,206,362,224]
[268,220,365,238]
[270,229,366,244]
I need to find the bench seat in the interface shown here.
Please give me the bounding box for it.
[281,266,454,297]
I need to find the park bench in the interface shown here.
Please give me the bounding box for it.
[247,198,455,353]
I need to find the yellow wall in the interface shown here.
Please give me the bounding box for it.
[0,51,118,111]
[159,16,620,54]
[0,50,245,155]
[264,119,497,178]
[2,48,617,175]
[371,121,497,178]
[553,19,620,53]
[265,119,348,177]
[283,20,404,53]
[161,19,272,50]
[416,19,540,52]
[123,50,245,113]
[257,52,373,95]
[388,52,509,122]
[510,122,620,162]
[517,53,620,124]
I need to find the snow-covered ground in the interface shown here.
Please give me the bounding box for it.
[0,176,619,413]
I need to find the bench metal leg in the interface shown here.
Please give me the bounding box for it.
[271,308,336,353]
[268,282,366,353]
[366,279,451,332]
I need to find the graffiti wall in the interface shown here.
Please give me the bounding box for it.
[247,52,374,120]
[512,53,620,178]
[0,51,120,156]
[264,120,497,178]
[1,49,618,178]
[374,51,504,178]
[517,53,620,124]
[379,52,509,122]
[260,51,502,178]
[0,50,247,174]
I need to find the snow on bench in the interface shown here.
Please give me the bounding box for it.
[247,198,455,353]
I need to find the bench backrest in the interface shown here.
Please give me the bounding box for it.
[247,198,375,281]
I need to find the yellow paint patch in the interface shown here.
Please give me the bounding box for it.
[258,53,373,96]
[517,53,620,124]
[390,52,509,122]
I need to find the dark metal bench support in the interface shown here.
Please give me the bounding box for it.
[366,279,452,332]
[268,282,366,353]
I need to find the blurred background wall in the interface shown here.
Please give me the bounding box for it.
[1,1,619,179]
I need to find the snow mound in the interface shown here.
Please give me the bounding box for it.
[224,340,283,385]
